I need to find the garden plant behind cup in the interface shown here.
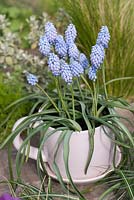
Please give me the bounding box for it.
[1,22,134,199]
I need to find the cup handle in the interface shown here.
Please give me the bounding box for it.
[12,117,48,162]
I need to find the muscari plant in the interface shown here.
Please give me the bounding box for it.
[28,22,109,115]
[1,22,134,199]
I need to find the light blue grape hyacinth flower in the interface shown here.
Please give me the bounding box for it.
[88,66,97,81]
[60,59,73,84]
[79,53,89,69]
[26,73,38,86]
[89,26,110,81]
[38,35,51,56]
[68,43,80,60]
[70,59,84,77]
[65,24,77,45]
[48,53,61,76]
[45,22,57,44]
[55,35,67,58]
[96,26,110,48]
[90,44,105,69]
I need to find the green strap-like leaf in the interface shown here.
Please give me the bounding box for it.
[105,76,134,86]
[79,101,94,174]
[99,182,121,200]
[118,170,134,199]
[63,130,86,200]
[52,130,75,194]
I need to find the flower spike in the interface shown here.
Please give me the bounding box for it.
[79,53,89,69]
[96,26,110,48]
[60,59,73,84]
[55,35,67,58]
[48,53,61,76]
[90,44,105,69]
[70,59,84,77]
[65,23,77,45]
[68,43,80,59]
[88,66,97,81]
[38,35,51,56]
[26,73,38,86]
[45,22,57,44]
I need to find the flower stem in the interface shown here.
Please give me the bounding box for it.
[55,78,71,119]
[93,81,98,116]
[77,78,84,101]
[81,75,97,115]
[81,75,94,99]
[36,83,60,113]
[102,63,108,99]
[70,85,75,120]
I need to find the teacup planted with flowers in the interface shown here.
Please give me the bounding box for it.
[2,22,134,186]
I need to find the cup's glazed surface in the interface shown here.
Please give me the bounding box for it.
[44,126,114,180]
[13,117,114,180]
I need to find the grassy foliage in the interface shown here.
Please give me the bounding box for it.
[59,0,134,97]
[0,178,79,200]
